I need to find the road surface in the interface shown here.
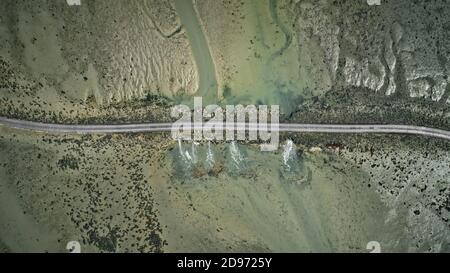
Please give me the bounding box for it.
[1,117,449,141]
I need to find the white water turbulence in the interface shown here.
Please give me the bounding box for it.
[282,139,297,171]
[170,140,309,182]
[228,141,246,172]
[205,142,215,170]
[171,140,249,180]
[280,140,309,185]
[176,139,193,172]
[190,142,199,165]
[173,140,220,179]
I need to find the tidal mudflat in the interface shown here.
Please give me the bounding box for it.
[0,0,449,252]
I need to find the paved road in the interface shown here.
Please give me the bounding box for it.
[1,117,449,141]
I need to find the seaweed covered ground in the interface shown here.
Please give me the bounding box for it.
[0,0,449,252]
